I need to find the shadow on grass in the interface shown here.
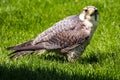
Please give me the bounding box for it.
[79,52,117,64]
[1,52,117,80]
[0,64,115,80]
[36,50,68,62]
[79,54,99,64]
[38,51,117,64]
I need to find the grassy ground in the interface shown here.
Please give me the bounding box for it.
[0,0,120,80]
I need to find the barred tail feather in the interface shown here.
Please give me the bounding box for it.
[7,40,33,50]
[8,51,33,58]
[7,40,34,58]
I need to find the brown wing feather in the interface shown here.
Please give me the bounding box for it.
[47,29,89,52]
[8,29,89,52]
[7,40,33,50]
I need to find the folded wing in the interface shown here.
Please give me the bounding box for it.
[32,15,80,45]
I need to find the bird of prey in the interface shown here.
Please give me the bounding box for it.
[7,6,99,62]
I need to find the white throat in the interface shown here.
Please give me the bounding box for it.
[79,13,98,36]
[79,13,85,21]
[79,13,98,29]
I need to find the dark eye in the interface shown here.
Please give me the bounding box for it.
[94,9,98,13]
[85,9,88,12]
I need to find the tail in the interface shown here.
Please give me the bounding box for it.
[7,40,35,58]
[8,51,34,58]
[7,40,59,58]
[7,40,33,50]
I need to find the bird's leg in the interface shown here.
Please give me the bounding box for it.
[67,45,86,62]
[67,51,80,62]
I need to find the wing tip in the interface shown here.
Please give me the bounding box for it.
[6,46,15,50]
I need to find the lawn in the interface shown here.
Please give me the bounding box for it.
[0,0,120,80]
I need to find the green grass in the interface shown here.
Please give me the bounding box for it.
[0,0,120,80]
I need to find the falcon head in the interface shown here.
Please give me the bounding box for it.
[79,6,98,22]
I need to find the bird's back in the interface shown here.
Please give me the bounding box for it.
[32,15,80,45]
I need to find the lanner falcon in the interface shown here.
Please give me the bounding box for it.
[7,6,99,62]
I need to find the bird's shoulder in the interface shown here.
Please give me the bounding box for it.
[47,14,80,31]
